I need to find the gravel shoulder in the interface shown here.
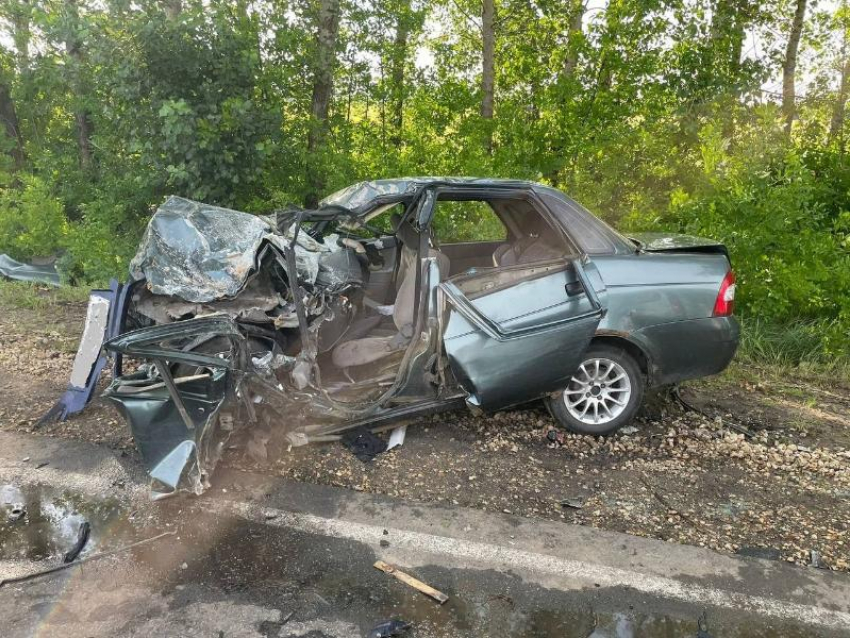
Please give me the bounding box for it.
[1,283,848,573]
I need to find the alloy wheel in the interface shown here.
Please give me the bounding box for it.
[562,357,632,426]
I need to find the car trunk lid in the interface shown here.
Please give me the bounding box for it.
[627,232,729,258]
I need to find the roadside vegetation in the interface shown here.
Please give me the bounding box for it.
[0,0,849,364]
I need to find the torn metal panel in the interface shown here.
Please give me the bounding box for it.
[132,268,284,325]
[104,318,245,495]
[0,254,61,287]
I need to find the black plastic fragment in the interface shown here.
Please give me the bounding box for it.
[63,521,91,563]
[368,619,410,638]
[341,426,387,463]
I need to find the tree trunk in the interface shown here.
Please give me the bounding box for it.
[782,0,807,133]
[304,0,341,208]
[830,54,850,143]
[162,0,182,20]
[11,0,32,74]
[64,0,94,172]
[0,80,26,171]
[389,6,410,148]
[562,0,584,80]
[481,0,496,152]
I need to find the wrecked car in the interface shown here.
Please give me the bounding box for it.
[51,178,739,495]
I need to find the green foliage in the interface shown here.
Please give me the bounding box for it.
[1,0,849,363]
[738,316,843,368]
[431,201,506,243]
[0,176,68,260]
[623,119,850,355]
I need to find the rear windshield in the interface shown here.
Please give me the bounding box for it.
[537,189,633,255]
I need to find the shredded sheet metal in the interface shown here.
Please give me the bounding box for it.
[130,197,332,303]
[0,254,61,286]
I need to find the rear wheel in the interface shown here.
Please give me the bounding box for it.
[545,343,644,436]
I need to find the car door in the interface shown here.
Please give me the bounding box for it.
[440,257,606,411]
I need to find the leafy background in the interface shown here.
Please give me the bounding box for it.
[0,0,848,359]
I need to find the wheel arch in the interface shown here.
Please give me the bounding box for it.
[589,333,654,385]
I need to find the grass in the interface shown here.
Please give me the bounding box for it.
[737,316,850,375]
[0,280,91,311]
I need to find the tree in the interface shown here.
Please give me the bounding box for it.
[830,3,850,145]
[782,0,807,133]
[304,0,341,208]
[562,0,584,80]
[0,75,25,171]
[389,0,414,147]
[480,0,495,151]
[63,0,94,172]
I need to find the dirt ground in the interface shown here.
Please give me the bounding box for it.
[1,287,848,573]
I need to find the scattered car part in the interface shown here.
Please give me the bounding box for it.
[0,531,176,588]
[368,620,410,638]
[560,497,584,509]
[7,504,26,522]
[0,254,60,286]
[386,424,407,450]
[341,427,387,462]
[63,521,91,563]
[373,560,448,604]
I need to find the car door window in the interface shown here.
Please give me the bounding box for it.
[431,201,506,244]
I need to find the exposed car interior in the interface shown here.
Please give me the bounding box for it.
[319,193,572,383]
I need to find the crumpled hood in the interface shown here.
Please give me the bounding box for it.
[129,196,334,303]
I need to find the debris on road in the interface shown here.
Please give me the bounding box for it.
[7,504,26,522]
[386,425,407,451]
[2,484,27,522]
[560,497,584,509]
[342,427,388,463]
[373,560,449,604]
[368,619,411,638]
[63,521,91,563]
[0,531,177,588]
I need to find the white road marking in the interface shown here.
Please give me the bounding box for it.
[4,459,849,631]
[212,500,850,632]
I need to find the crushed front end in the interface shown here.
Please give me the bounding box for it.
[103,197,370,496]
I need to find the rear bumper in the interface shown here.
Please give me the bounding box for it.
[635,316,740,386]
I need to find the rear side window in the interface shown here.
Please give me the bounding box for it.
[539,192,628,255]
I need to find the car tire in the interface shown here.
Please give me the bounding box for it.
[545,343,645,436]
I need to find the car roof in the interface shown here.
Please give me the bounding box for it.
[320,177,635,255]
[320,177,539,213]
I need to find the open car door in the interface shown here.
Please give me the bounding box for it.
[440,258,606,411]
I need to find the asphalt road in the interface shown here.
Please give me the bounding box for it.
[1,432,848,637]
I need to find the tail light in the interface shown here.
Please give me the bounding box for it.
[713,270,736,316]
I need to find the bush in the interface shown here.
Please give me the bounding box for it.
[0,176,69,260]
[623,122,850,357]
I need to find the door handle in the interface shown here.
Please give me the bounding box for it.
[565,281,583,297]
